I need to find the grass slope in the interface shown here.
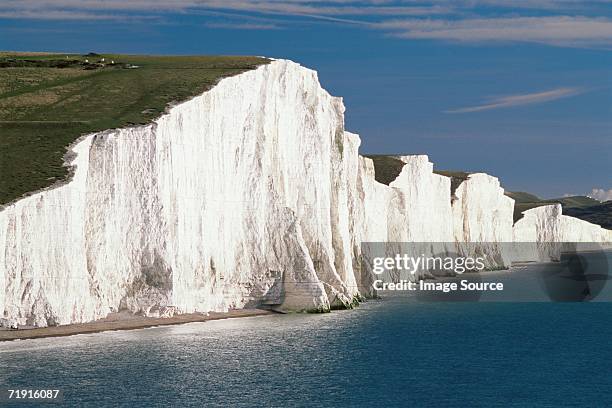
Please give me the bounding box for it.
[0,52,269,206]
[564,201,612,230]
[505,191,541,203]
[363,155,406,185]
[552,196,600,208]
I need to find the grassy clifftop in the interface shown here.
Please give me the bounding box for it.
[363,155,406,185]
[0,52,269,205]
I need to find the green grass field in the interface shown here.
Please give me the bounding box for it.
[0,52,268,205]
[505,191,541,203]
[363,155,406,185]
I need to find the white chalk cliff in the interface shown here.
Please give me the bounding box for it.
[514,204,612,243]
[1,59,610,327]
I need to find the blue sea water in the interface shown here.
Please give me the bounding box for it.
[2,265,612,407]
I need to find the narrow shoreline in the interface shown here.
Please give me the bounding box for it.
[0,309,274,342]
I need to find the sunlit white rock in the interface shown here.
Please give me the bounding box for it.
[0,59,610,327]
[452,173,515,267]
[0,60,360,326]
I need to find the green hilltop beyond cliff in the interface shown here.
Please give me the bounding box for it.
[0,52,268,206]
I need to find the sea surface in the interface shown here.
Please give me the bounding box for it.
[2,263,612,407]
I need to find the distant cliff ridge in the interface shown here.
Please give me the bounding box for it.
[505,191,611,228]
[1,59,611,327]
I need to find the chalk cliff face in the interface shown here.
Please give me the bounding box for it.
[358,156,517,279]
[452,174,514,243]
[511,204,612,262]
[514,204,612,243]
[359,155,453,242]
[452,174,515,267]
[1,59,610,327]
[0,60,362,326]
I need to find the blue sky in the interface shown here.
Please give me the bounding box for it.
[1,0,611,198]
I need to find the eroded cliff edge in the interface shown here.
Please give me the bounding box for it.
[1,59,611,327]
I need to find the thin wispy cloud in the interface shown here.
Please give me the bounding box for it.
[452,0,612,10]
[445,87,586,113]
[0,10,158,21]
[4,0,608,15]
[0,1,452,17]
[2,1,612,46]
[204,22,280,30]
[377,16,612,47]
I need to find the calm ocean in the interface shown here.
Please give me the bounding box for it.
[2,263,612,407]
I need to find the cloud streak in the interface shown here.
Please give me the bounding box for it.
[0,10,158,20]
[2,1,612,46]
[445,87,586,113]
[0,1,452,18]
[377,16,612,47]
[204,22,280,30]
